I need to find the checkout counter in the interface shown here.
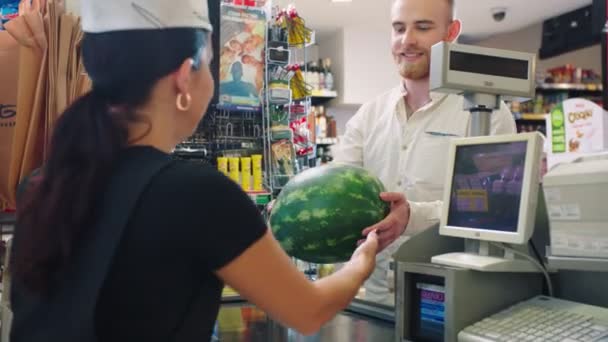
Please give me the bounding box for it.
[214,141,608,342]
[218,276,397,341]
[216,140,608,342]
[392,135,608,342]
[213,302,394,341]
[391,43,608,341]
[215,42,608,342]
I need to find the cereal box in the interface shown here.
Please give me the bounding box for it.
[547,99,608,153]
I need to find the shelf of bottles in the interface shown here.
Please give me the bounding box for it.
[509,65,604,134]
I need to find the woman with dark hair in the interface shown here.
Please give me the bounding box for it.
[8,1,379,341]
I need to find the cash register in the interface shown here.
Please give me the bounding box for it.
[457,152,608,342]
[394,41,608,342]
[395,132,608,342]
[431,132,545,273]
[443,139,608,342]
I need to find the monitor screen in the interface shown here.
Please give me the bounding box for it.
[447,141,528,233]
[410,274,446,342]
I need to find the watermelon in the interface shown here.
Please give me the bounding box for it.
[269,163,390,264]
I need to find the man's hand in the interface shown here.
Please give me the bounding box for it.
[361,192,410,252]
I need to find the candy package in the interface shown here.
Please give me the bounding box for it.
[271,139,297,186]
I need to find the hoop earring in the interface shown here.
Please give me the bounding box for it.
[176,93,192,111]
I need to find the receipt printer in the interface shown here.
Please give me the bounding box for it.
[543,153,608,259]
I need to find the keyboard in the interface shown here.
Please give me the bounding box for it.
[459,296,608,342]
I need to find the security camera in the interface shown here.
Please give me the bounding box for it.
[491,7,507,22]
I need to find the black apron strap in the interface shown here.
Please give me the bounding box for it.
[10,152,173,342]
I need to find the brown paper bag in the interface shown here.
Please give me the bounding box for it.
[4,4,47,205]
[0,32,20,207]
[2,0,84,206]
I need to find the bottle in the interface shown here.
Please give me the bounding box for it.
[328,116,336,138]
[305,62,313,89]
[314,106,322,140]
[324,58,334,91]
[308,107,317,144]
[316,106,327,139]
[310,62,319,92]
[318,59,326,92]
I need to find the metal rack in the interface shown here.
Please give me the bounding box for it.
[263,6,315,194]
[175,2,317,201]
[175,108,265,161]
[175,1,274,201]
[263,15,291,193]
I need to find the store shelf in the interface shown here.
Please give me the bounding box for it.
[517,113,548,121]
[316,137,338,145]
[311,90,338,105]
[311,90,338,98]
[537,83,603,92]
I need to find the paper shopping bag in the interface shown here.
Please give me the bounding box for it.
[4,3,47,205]
[0,32,20,206]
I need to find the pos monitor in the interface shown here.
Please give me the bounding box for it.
[431,132,544,272]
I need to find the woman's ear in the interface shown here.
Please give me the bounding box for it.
[175,58,194,95]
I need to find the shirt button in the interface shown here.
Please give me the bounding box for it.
[397,181,403,187]
[402,144,408,151]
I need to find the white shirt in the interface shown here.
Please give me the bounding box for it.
[333,85,516,305]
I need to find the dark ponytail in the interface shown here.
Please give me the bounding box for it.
[13,28,208,294]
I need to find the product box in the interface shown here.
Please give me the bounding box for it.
[546,99,608,169]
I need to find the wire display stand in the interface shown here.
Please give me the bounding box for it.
[174,1,316,208]
[175,1,274,206]
[263,5,315,195]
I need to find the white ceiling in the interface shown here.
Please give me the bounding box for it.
[274,0,593,40]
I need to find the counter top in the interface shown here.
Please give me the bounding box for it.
[214,302,395,341]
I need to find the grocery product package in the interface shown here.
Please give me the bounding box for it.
[546,98,608,169]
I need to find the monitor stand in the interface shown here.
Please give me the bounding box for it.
[431,240,540,272]
[463,92,500,137]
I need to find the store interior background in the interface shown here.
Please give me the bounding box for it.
[283,0,602,137]
[65,0,604,137]
[0,1,597,338]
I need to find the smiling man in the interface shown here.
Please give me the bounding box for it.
[333,0,517,305]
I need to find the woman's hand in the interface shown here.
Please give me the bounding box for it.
[350,230,379,280]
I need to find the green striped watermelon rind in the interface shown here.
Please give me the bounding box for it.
[269,163,390,264]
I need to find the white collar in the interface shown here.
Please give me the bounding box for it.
[395,83,447,109]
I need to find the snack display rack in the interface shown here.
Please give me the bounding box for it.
[174,1,316,202]
[263,5,315,194]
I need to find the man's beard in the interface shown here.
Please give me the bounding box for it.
[397,56,430,80]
